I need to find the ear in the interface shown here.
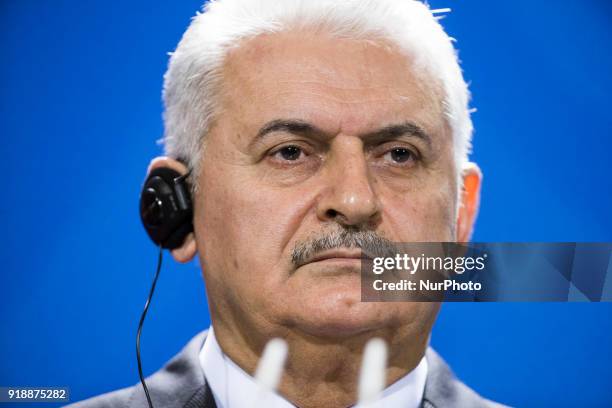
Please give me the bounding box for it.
[456,163,482,242]
[147,156,197,263]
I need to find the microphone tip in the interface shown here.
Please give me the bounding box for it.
[254,338,288,393]
[358,337,388,406]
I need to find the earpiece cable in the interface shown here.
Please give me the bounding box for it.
[136,244,163,408]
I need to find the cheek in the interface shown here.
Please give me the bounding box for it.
[195,163,312,283]
[381,177,457,241]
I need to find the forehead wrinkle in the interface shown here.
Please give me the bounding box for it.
[255,82,438,112]
[275,79,403,93]
[256,90,404,106]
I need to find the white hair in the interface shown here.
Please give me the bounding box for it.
[162,0,473,190]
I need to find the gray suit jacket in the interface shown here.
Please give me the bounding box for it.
[69,330,506,408]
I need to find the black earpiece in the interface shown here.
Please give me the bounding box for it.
[139,167,193,249]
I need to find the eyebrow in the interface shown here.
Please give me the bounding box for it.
[256,119,322,139]
[253,118,432,148]
[363,122,432,148]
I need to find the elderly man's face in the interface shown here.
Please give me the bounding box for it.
[191,30,471,337]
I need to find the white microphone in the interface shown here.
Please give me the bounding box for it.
[357,338,388,408]
[251,337,389,407]
[253,338,288,406]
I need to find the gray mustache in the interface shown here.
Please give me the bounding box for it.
[291,228,399,267]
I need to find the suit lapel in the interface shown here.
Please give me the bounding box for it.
[128,331,214,408]
[183,381,217,408]
[421,348,494,408]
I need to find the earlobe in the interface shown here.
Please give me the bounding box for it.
[456,163,482,242]
[171,232,197,263]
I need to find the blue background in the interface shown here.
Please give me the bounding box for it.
[1,1,611,406]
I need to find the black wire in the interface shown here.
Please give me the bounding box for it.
[136,244,163,408]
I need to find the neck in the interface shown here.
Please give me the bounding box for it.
[211,319,430,408]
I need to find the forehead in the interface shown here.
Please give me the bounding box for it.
[220,30,447,138]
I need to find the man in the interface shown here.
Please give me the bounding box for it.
[73,0,501,406]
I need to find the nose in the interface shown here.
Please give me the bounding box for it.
[316,138,381,228]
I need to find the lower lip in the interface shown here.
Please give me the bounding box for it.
[296,258,369,275]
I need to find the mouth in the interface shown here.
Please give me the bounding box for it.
[301,249,372,267]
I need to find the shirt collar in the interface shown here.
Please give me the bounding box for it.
[199,327,428,408]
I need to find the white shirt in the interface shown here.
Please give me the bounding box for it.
[199,327,428,408]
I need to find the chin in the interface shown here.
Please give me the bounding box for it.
[285,289,402,339]
[276,267,432,339]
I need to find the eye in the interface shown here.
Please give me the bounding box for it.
[384,147,416,164]
[273,145,305,161]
